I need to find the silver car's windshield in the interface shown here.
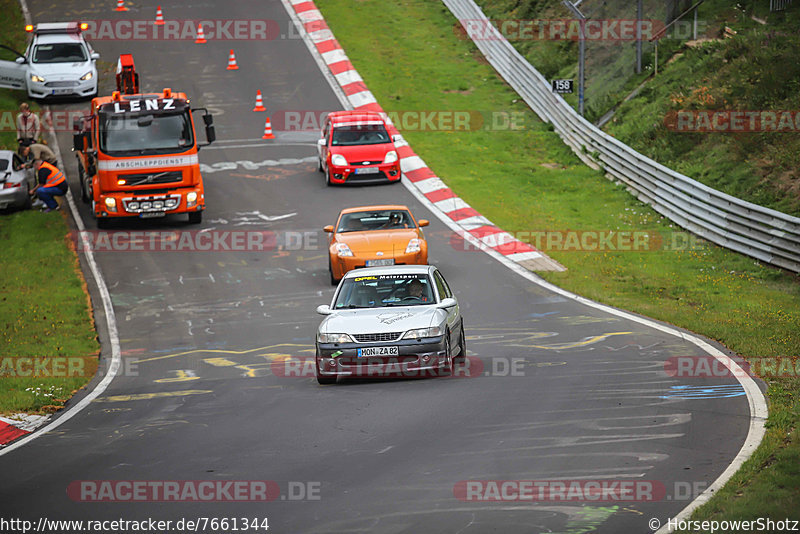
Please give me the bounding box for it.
[334,273,434,309]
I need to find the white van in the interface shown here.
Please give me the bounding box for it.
[0,22,98,99]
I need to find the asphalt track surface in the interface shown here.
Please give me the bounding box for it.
[0,1,754,532]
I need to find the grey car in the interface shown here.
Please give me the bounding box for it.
[315,264,466,384]
[0,150,35,211]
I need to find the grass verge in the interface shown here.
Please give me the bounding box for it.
[0,0,99,416]
[315,0,800,527]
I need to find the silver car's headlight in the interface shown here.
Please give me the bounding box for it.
[402,326,442,340]
[317,333,354,343]
[80,71,93,81]
[331,154,347,166]
[30,74,45,83]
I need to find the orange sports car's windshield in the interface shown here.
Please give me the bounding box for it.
[337,210,416,233]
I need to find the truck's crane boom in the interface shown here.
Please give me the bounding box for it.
[115,53,139,95]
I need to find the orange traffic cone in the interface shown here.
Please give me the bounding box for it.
[262,117,276,139]
[253,90,266,112]
[115,0,128,11]
[226,49,239,70]
[155,6,165,25]
[195,24,207,44]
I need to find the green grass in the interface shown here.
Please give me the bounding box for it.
[0,212,100,414]
[315,0,800,527]
[0,0,99,415]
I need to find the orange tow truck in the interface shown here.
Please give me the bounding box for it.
[73,54,215,227]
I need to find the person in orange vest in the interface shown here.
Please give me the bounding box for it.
[29,159,67,212]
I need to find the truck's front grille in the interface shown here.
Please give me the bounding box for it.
[120,171,183,186]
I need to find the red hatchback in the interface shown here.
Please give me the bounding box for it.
[317,111,401,186]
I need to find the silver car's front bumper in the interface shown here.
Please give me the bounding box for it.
[317,337,448,378]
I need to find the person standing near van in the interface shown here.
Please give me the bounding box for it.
[16,103,40,146]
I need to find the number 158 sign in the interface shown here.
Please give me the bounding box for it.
[552,79,574,94]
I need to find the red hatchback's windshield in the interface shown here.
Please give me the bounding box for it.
[331,124,390,146]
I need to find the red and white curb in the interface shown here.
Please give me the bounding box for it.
[289,0,564,272]
[0,414,49,447]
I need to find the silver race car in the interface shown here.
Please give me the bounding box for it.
[0,150,35,211]
[315,265,466,384]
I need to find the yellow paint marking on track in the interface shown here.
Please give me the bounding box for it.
[529,332,634,350]
[236,363,271,378]
[96,390,213,402]
[295,254,327,263]
[134,344,311,364]
[155,370,200,383]
[262,353,292,362]
[203,358,238,367]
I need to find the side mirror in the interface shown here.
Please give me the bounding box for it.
[317,138,326,147]
[316,305,333,315]
[437,298,457,309]
[392,134,403,143]
[73,133,84,152]
[15,57,25,64]
[90,52,100,60]
[323,225,334,233]
[205,125,216,144]
[418,219,429,227]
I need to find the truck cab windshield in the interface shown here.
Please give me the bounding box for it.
[99,111,194,156]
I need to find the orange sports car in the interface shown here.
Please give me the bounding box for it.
[324,205,429,284]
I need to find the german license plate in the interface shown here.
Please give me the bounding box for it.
[140,212,166,218]
[354,167,379,175]
[51,88,73,95]
[357,346,399,358]
[366,258,395,267]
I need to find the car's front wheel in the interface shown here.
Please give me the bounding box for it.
[328,257,339,286]
[440,331,455,377]
[456,321,466,361]
[325,168,334,187]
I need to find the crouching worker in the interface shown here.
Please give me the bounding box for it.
[30,159,67,213]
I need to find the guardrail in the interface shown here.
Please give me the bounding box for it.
[443,0,800,273]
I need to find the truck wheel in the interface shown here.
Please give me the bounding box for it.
[188,211,202,224]
[78,164,89,203]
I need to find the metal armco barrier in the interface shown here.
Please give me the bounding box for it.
[443,0,800,273]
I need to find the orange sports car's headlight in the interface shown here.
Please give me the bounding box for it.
[335,243,354,257]
[405,238,422,254]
